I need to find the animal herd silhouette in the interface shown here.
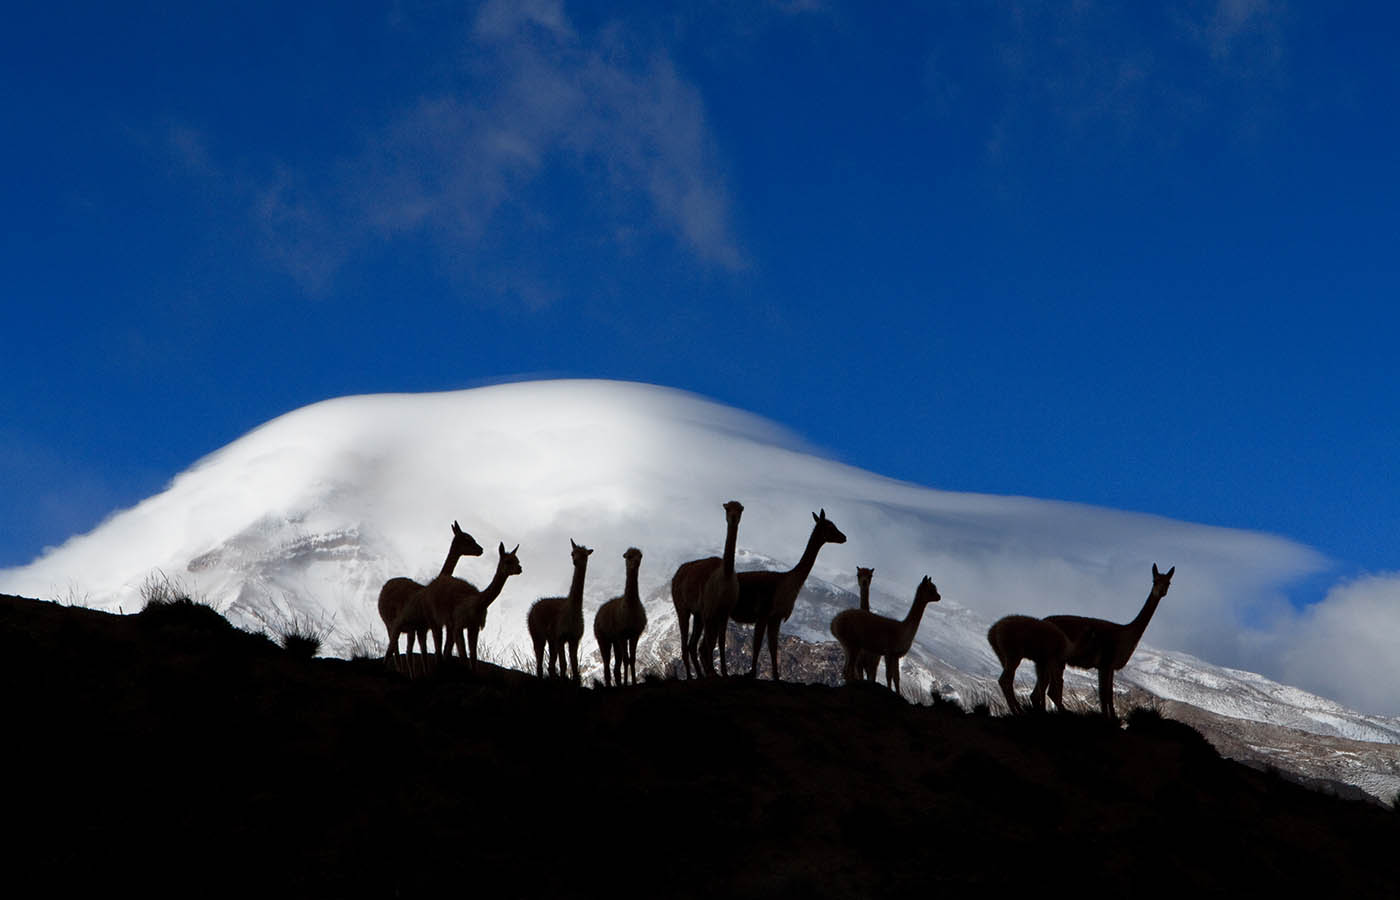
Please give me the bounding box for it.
[377,504,1174,718]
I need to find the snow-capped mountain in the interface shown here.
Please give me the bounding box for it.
[4,380,1396,799]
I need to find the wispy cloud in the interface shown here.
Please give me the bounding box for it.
[170,1,743,298]
[925,2,1292,159]
[1198,0,1285,61]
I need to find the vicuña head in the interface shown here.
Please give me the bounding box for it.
[448,520,485,562]
[812,508,847,547]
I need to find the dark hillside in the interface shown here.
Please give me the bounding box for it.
[3,594,1392,896]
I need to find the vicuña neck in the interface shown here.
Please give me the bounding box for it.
[722,521,740,577]
[439,548,463,579]
[789,527,826,581]
[624,565,641,605]
[859,583,870,611]
[568,560,589,608]
[898,596,933,652]
[481,564,512,603]
[1124,588,1163,649]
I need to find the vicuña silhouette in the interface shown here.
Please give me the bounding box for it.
[853,566,879,681]
[830,576,940,695]
[527,539,593,683]
[986,615,1070,714]
[446,542,523,671]
[1044,564,1175,720]
[593,547,647,687]
[378,521,482,674]
[670,500,744,680]
[730,509,847,681]
[696,500,745,677]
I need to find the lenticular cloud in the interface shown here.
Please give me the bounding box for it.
[0,379,1341,704]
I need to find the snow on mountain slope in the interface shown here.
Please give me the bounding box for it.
[3,379,1395,794]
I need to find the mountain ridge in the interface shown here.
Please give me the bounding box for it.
[5,591,1393,896]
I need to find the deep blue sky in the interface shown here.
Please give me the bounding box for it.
[3,1,1398,598]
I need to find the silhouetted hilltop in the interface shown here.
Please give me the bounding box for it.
[4,593,1393,896]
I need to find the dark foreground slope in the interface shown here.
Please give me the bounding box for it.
[4,594,1393,897]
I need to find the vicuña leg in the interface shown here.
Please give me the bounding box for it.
[1098,666,1117,719]
[748,620,767,678]
[998,665,1022,714]
[884,653,900,694]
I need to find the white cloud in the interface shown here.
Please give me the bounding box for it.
[1252,574,1400,717]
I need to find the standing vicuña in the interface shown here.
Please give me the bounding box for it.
[446,542,523,671]
[697,500,744,677]
[593,547,647,687]
[986,615,1070,714]
[527,540,593,682]
[852,566,878,681]
[730,509,847,681]
[670,500,744,679]
[830,576,940,695]
[1044,564,1174,720]
[378,521,482,674]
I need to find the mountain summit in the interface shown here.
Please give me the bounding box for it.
[3,380,1395,796]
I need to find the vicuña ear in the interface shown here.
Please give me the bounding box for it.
[499,541,506,555]
[453,520,463,535]
[1166,566,1175,578]
[512,544,520,555]
[1153,563,1160,577]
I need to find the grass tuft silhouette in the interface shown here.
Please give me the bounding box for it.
[248,593,335,659]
